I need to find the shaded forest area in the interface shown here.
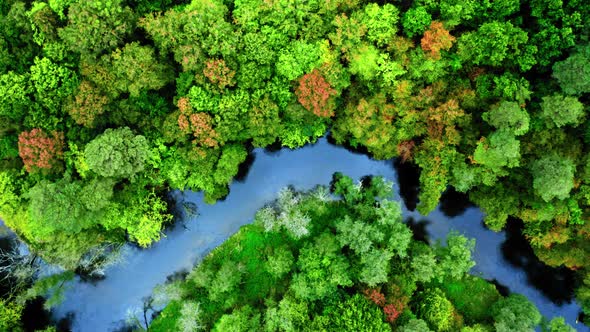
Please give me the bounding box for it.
[0,0,590,329]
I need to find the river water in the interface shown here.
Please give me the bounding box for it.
[48,137,585,331]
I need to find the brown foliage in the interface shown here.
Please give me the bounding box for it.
[177,97,219,148]
[397,140,415,162]
[18,129,64,173]
[421,21,456,60]
[66,81,109,127]
[296,69,338,118]
[363,287,407,323]
[203,59,235,89]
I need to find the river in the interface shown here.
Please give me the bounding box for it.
[46,137,585,331]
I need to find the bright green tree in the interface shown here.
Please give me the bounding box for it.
[84,127,150,179]
[530,154,575,202]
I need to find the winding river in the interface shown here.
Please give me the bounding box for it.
[40,137,587,331]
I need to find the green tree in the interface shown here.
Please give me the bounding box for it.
[358,3,400,47]
[325,294,391,331]
[84,127,150,179]
[415,288,456,331]
[530,154,575,202]
[436,232,475,280]
[473,130,521,170]
[402,7,432,38]
[0,298,23,331]
[545,317,575,332]
[552,45,590,95]
[539,94,585,128]
[58,0,135,55]
[482,101,530,136]
[28,57,78,129]
[457,21,536,71]
[491,294,541,332]
[213,305,261,332]
[108,42,173,97]
[0,71,30,121]
[399,319,432,332]
[290,232,352,300]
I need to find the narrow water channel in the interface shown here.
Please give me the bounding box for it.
[47,137,585,331]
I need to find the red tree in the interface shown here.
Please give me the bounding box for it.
[18,129,64,172]
[296,69,338,118]
[203,59,235,89]
[421,21,456,60]
[177,97,219,148]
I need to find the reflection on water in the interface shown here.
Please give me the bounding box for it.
[394,159,420,212]
[501,219,577,305]
[27,137,585,331]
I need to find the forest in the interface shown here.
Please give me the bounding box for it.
[0,0,589,329]
[145,174,575,331]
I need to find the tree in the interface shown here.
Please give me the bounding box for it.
[539,94,585,128]
[473,130,521,170]
[212,305,261,332]
[65,80,109,128]
[545,317,575,332]
[457,21,536,71]
[265,246,294,279]
[203,59,235,89]
[28,57,78,129]
[108,42,173,97]
[491,294,541,331]
[27,179,100,238]
[84,127,150,179]
[359,248,393,286]
[552,45,590,95]
[482,101,530,136]
[291,233,352,300]
[58,0,135,55]
[295,69,338,118]
[402,7,432,38]
[358,3,400,47]
[530,154,575,202]
[325,294,391,331]
[421,21,456,60]
[0,71,30,121]
[435,232,475,280]
[276,41,322,81]
[398,319,432,332]
[264,296,310,331]
[18,129,64,173]
[416,288,456,331]
[0,299,22,331]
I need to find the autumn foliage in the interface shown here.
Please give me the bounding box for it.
[296,69,338,117]
[66,81,109,127]
[364,287,407,323]
[177,97,219,148]
[421,21,456,59]
[18,129,64,172]
[203,59,235,89]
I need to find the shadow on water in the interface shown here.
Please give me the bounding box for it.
[488,278,511,297]
[326,132,372,157]
[439,187,474,218]
[405,217,430,243]
[262,140,283,156]
[235,148,256,183]
[393,160,420,211]
[501,219,577,305]
[22,298,51,331]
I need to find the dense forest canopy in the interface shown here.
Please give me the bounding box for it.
[0,0,590,328]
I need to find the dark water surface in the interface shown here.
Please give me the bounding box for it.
[47,138,585,331]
